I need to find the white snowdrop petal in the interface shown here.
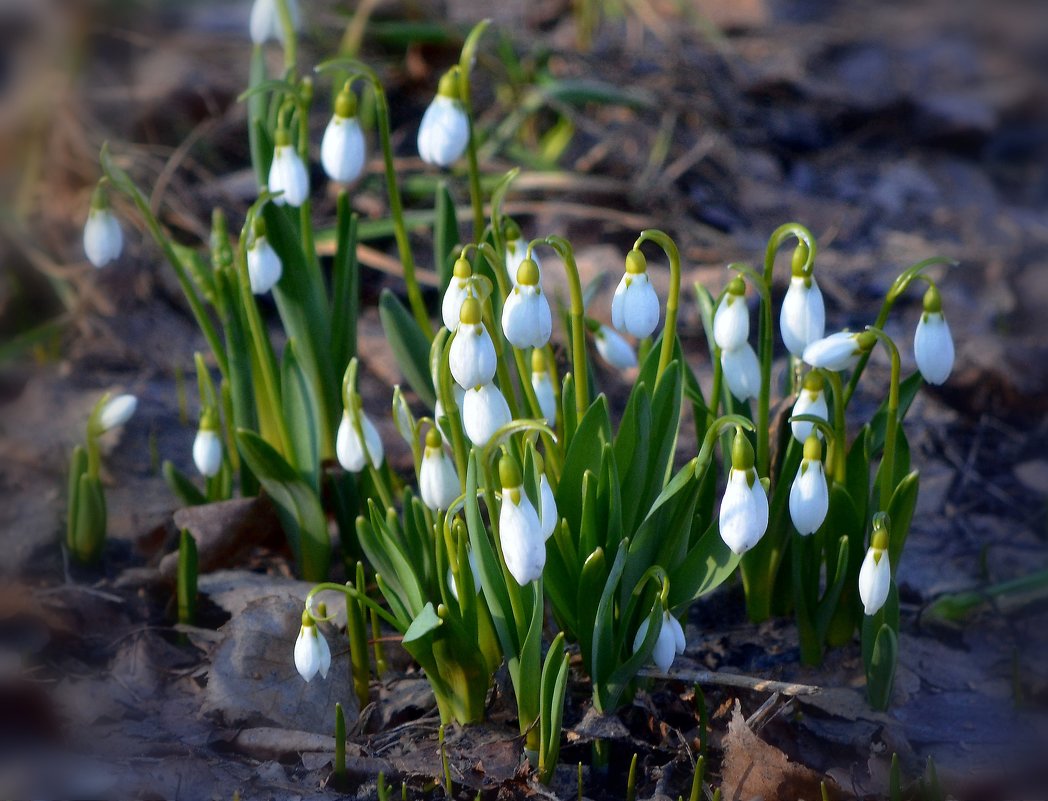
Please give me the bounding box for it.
[84,209,123,268]
[321,116,366,183]
[361,413,384,468]
[500,493,545,585]
[441,280,470,332]
[294,625,320,682]
[803,331,860,372]
[193,429,223,478]
[502,286,552,349]
[652,619,677,673]
[858,548,891,616]
[667,613,686,655]
[449,324,497,390]
[539,474,558,541]
[418,96,470,167]
[247,238,283,294]
[336,411,366,472]
[269,146,309,207]
[789,460,828,535]
[721,343,761,400]
[780,276,826,356]
[713,294,749,351]
[532,371,557,423]
[99,394,137,431]
[791,389,828,443]
[611,276,628,332]
[462,384,512,446]
[420,449,460,511]
[718,469,766,555]
[914,313,954,385]
[595,326,637,370]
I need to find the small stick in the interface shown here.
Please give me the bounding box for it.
[637,667,822,697]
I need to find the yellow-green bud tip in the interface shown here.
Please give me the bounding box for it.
[453,257,472,279]
[459,296,481,326]
[791,240,810,277]
[425,427,442,449]
[855,331,877,352]
[625,249,647,275]
[90,184,109,211]
[531,348,547,371]
[922,284,943,314]
[275,128,292,148]
[437,69,460,100]
[503,219,522,242]
[335,87,357,119]
[499,455,521,489]
[727,276,746,296]
[731,428,755,470]
[533,452,545,474]
[801,370,824,392]
[200,407,220,432]
[252,216,266,239]
[516,258,540,286]
[802,433,822,462]
[301,609,315,627]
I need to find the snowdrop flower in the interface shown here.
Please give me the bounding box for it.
[434,384,466,444]
[321,85,366,184]
[611,249,660,339]
[419,428,460,511]
[505,225,540,280]
[418,69,469,168]
[536,457,558,541]
[791,371,828,443]
[718,430,769,555]
[193,409,223,478]
[448,551,480,601]
[336,400,384,472]
[594,325,637,370]
[462,383,511,447]
[789,434,828,535]
[530,348,557,423]
[247,220,282,294]
[83,186,123,268]
[442,257,474,332]
[268,129,309,207]
[858,515,891,616]
[721,342,761,401]
[803,330,875,372]
[713,277,749,351]
[294,611,331,682]
[780,270,826,357]
[633,610,686,673]
[502,257,552,349]
[450,298,497,390]
[249,0,300,45]
[99,394,137,432]
[913,285,954,385]
[498,458,545,585]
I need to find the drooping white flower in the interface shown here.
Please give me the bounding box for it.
[914,286,954,385]
[321,87,366,184]
[789,435,828,535]
[419,428,460,511]
[721,343,761,401]
[530,347,556,423]
[791,371,828,443]
[418,70,469,168]
[269,134,309,207]
[858,517,891,616]
[442,257,474,332]
[780,274,826,357]
[247,228,282,294]
[718,431,768,555]
[336,405,384,472]
[499,459,545,585]
[713,277,749,351]
[434,385,466,444]
[83,194,123,268]
[449,298,497,390]
[448,551,480,601]
[294,613,331,682]
[633,610,686,673]
[462,383,512,447]
[594,325,637,370]
[98,394,138,432]
[803,330,874,372]
[611,249,660,339]
[505,234,540,280]
[192,416,223,478]
[249,0,300,45]
[501,258,552,349]
[538,473,558,540]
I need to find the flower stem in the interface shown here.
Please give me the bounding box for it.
[543,235,590,417]
[821,369,847,485]
[275,0,297,73]
[633,229,681,380]
[866,327,901,510]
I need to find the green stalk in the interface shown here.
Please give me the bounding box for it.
[866,327,901,510]
[632,229,681,380]
[458,20,492,240]
[274,0,297,73]
[334,702,347,781]
[542,236,590,416]
[822,369,848,485]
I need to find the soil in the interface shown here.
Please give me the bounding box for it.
[2,0,1047,798]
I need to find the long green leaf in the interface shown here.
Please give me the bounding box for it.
[330,196,359,374]
[281,340,321,488]
[379,290,436,408]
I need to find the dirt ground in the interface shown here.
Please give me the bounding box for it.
[1,0,1047,798]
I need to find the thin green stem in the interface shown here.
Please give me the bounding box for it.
[633,230,681,380]
[306,581,405,632]
[274,0,297,73]
[458,20,492,240]
[542,235,589,416]
[866,327,901,511]
[821,369,847,485]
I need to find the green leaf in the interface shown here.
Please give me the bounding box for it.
[434,181,459,294]
[330,197,359,374]
[886,471,919,570]
[865,624,898,710]
[575,547,607,674]
[162,460,207,507]
[668,520,742,607]
[235,429,329,581]
[72,473,106,564]
[66,445,87,551]
[177,529,199,626]
[536,77,656,111]
[556,395,611,536]
[846,424,872,526]
[868,373,922,454]
[378,289,436,408]
[281,340,321,488]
